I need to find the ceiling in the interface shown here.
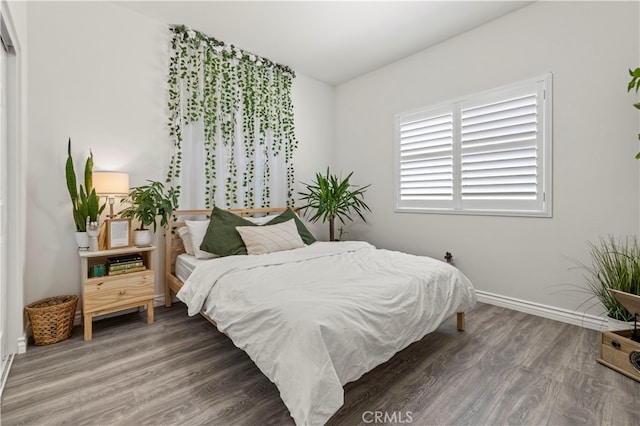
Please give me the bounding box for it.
[118,1,534,86]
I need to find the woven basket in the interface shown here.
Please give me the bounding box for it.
[25,295,78,345]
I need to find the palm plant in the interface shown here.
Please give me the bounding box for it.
[578,235,640,321]
[65,138,105,232]
[298,168,371,241]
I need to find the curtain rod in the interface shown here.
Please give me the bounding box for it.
[170,25,295,77]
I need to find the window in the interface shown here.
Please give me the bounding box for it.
[394,74,552,217]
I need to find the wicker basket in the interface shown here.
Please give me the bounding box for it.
[25,295,78,345]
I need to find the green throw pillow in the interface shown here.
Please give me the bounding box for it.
[199,207,256,256]
[266,208,317,245]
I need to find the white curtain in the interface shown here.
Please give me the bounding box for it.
[167,26,297,210]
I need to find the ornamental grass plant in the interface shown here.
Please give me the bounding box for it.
[578,235,640,322]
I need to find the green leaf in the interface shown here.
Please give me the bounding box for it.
[65,138,78,206]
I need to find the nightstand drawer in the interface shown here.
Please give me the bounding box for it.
[84,271,154,312]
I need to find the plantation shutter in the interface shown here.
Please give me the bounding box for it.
[461,95,538,202]
[395,74,551,216]
[459,81,546,213]
[396,108,455,209]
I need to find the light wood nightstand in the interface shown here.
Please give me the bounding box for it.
[78,245,155,340]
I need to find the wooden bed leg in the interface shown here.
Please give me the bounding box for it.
[456,312,465,331]
[165,287,172,308]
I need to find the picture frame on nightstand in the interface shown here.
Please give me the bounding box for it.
[105,218,131,249]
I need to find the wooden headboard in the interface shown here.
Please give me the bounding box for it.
[164,207,298,307]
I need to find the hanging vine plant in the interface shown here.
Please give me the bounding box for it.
[167,25,298,209]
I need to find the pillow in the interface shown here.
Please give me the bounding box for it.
[199,207,256,256]
[246,215,277,225]
[265,208,317,245]
[236,219,304,255]
[176,226,195,256]
[184,220,218,259]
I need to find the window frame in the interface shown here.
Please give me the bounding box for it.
[394,74,552,218]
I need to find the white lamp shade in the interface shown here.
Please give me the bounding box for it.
[92,172,130,196]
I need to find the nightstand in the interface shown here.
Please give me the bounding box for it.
[78,245,155,340]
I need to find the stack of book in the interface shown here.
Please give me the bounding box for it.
[107,253,145,276]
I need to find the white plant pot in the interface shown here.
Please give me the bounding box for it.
[607,316,636,331]
[133,229,152,247]
[74,231,89,250]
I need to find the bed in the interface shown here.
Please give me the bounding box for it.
[165,208,477,425]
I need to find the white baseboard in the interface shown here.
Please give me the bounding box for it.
[476,290,607,331]
[154,294,164,306]
[0,353,15,397]
[16,336,26,354]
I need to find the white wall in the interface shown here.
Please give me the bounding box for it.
[334,1,640,320]
[26,1,169,306]
[291,73,335,240]
[4,0,28,353]
[25,2,333,306]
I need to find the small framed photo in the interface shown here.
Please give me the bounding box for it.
[106,218,131,249]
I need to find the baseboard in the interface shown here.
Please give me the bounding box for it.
[476,290,607,331]
[154,294,164,306]
[0,353,15,397]
[16,336,26,354]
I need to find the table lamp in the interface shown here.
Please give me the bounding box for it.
[93,171,129,219]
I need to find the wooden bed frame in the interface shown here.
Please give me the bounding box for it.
[164,207,466,331]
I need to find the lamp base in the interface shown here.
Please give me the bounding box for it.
[108,197,116,219]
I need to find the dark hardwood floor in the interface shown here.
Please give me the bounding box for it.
[2,302,638,425]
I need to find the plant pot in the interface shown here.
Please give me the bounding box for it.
[74,231,89,250]
[607,316,636,331]
[133,229,152,247]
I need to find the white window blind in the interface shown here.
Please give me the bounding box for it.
[395,74,552,217]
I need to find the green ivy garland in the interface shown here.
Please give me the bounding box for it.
[167,25,298,209]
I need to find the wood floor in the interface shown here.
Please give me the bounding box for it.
[2,302,639,426]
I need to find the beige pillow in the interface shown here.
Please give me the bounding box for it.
[236,219,304,255]
[177,226,195,256]
[185,220,218,259]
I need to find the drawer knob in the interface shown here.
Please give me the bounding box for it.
[611,340,622,349]
[119,290,126,295]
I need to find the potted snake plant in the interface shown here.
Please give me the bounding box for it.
[65,138,105,249]
[119,180,178,246]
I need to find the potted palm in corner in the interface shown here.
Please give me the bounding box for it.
[298,168,371,241]
[65,139,105,249]
[119,180,178,246]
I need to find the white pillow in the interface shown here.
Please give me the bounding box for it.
[245,215,277,225]
[236,219,304,255]
[184,220,218,259]
[177,226,195,256]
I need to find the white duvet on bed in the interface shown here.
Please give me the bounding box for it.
[177,241,476,425]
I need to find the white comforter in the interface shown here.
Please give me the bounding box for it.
[177,241,476,425]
